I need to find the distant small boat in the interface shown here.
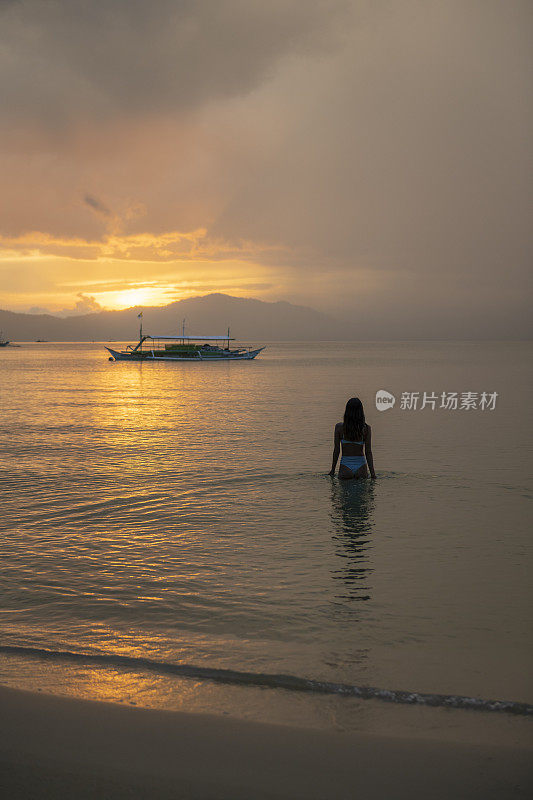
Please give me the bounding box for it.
[0,331,10,347]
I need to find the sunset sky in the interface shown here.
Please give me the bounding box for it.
[0,0,531,337]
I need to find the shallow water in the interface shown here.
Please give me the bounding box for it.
[0,341,532,737]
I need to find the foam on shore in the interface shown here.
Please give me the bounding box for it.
[1,644,531,716]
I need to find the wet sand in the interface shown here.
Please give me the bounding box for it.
[1,685,531,799]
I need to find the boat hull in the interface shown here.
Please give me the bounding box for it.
[106,347,264,362]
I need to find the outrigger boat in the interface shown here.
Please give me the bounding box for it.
[0,331,9,347]
[106,322,264,362]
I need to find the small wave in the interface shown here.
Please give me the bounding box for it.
[0,644,531,716]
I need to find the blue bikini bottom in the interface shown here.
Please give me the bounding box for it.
[340,455,367,473]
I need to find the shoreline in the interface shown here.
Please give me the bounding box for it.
[1,685,532,799]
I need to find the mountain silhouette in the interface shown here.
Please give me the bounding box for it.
[0,293,352,342]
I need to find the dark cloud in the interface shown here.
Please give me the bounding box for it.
[0,0,349,123]
[205,0,533,333]
[212,2,533,265]
[83,194,111,218]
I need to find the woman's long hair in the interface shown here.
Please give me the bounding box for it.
[343,397,366,441]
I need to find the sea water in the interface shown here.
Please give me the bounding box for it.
[1,341,531,741]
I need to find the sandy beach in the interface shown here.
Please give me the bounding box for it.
[0,685,531,799]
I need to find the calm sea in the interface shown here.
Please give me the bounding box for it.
[1,341,532,740]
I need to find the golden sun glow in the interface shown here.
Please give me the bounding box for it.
[98,287,175,310]
[0,229,279,313]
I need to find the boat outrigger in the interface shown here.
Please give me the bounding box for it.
[106,325,264,362]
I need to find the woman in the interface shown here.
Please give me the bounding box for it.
[329,397,376,479]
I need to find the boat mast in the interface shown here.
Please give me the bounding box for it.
[182,318,186,343]
[227,326,230,349]
[138,311,143,351]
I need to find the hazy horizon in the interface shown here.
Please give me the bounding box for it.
[1,1,532,338]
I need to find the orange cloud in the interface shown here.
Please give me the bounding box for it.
[0,228,289,264]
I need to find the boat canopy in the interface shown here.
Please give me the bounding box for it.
[143,335,235,341]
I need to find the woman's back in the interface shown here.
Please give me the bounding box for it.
[338,422,367,456]
[330,398,376,480]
